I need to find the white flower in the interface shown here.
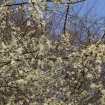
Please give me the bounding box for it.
[38,60,41,66]
[19,71,23,75]
[17,48,23,54]
[11,60,17,65]
[95,59,102,64]
[1,42,7,49]
[57,57,62,63]
[16,79,26,85]
[84,68,88,72]
[101,89,105,95]
[27,20,31,26]
[86,73,93,79]
[90,83,96,89]
[48,61,54,67]
[39,43,44,51]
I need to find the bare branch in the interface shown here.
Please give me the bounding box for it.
[4,0,86,7]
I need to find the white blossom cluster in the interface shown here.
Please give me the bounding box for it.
[0,0,105,105]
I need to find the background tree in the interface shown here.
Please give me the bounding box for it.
[0,0,105,105]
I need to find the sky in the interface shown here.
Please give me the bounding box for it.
[90,0,105,16]
[77,0,105,17]
[13,0,105,35]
